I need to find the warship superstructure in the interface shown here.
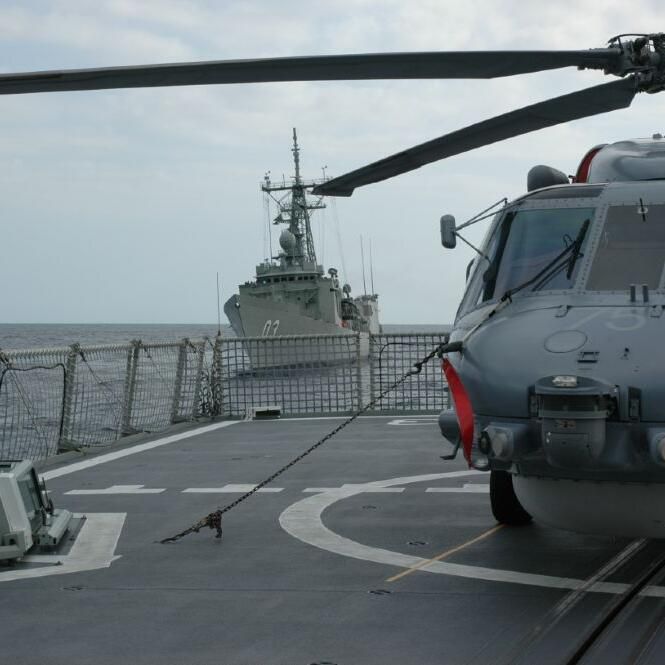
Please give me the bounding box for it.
[224,130,379,364]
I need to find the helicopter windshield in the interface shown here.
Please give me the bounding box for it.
[586,204,665,290]
[480,207,594,301]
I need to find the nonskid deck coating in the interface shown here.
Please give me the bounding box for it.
[1,417,664,664]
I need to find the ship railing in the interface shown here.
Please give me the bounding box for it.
[0,333,450,462]
[0,339,214,461]
[218,333,362,417]
[368,333,451,414]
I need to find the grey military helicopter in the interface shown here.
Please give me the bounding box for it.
[3,33,665,539]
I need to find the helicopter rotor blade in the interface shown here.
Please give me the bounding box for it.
[313,76,637,196]
[0,49,621,96]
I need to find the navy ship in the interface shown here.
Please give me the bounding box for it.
[224,130,379,366]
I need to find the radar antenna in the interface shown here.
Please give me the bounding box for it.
[261,129,326,267]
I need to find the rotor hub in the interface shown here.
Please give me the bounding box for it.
[604,33,665,93]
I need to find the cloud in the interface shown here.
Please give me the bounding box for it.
[0,4,193,66]
[1,1,664,323]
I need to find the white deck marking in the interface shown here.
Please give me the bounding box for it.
[66,485,165,495]
[304,485,404,493]
[279,471,665,596]
[426,483,489,493]
[255,415,435,422]
[0,513,125,583]
[43,421,239,480]
[183,484,283,493]
[388,418,438,426]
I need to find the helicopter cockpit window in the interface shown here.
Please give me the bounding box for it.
[586,204,665,290]
[479,207,594,302]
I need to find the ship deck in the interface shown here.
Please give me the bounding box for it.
[3,416,665,664]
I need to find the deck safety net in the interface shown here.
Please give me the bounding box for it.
[0,332,449,461]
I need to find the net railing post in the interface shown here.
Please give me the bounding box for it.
[212,334,224,417]
[192,342,206,419]
[57,344,78,453]
[121,340,140,435]
[170,339,188,424]
[355,333,362,411]
[369,334,376,411]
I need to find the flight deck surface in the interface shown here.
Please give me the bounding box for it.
[2,416,664,665]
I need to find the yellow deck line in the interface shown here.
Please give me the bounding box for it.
[386,524,505,583]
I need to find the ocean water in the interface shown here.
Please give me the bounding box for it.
[0,323,450,351]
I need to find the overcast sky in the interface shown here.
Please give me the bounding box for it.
[1,0,663,324]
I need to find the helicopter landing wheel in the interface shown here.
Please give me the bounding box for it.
[490,470,532,526]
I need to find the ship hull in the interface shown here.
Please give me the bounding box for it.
[225,293,349,337]
[224,294,368,369]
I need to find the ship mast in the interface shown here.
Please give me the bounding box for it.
[261,128,326,268]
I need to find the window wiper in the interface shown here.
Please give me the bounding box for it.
[460,219,591,350]
[463,237,581,344]
[501,239,577,301]
[481,210,515,300]
[565,219,590,280]
[531,218,591,292]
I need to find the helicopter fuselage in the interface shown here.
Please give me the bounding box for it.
[444,151,665,538]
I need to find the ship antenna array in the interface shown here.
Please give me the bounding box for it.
[360,235,368,296]
[260,128,326,266]
[263,172,273,259]
[319,165,328,266]
[292,127,301,183]
[369,239,375,296]
[330,197,348,284]
[216,272,222,336]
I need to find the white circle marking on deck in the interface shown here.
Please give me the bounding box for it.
[278,471,665,596]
